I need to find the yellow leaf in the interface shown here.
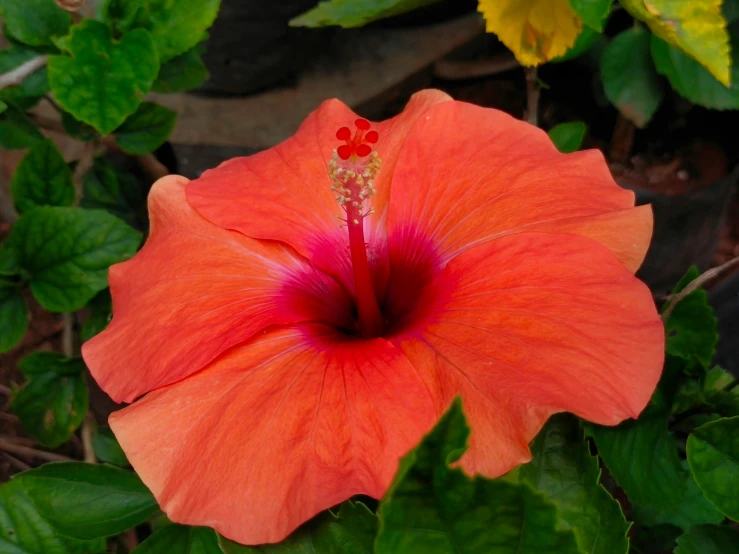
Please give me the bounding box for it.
[477,0,583,66]
[620,0,731,86]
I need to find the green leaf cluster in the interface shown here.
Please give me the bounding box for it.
[0,463,158,553]
[584,267,739,552]
[11,353,89,448]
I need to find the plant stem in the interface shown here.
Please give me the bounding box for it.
[62,313,75,357]
[4,452,32,471]
[81,414,97,464]
[62,313,98,463]
[72,141,97,202]
[0,439,72,462]
[525,67,539,127]
[0,56,48,92]
[662,255,739,319]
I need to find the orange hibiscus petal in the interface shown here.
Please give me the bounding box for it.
[391,232,664,477]
[387,100,650,273]
[109,325,436,545]
[82,176,351,404]
[186,90,451,291]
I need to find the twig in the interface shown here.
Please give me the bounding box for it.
[662,255,739,320]
[62,313,75,357]
[0,384,10,396]
[434,55,519,80]
[72,141,97,200]
[61,313,98,463]
[44,95,64,114]
[81,414,97,464]
[0,434,35,446]
[525,67,539,127]
[32,116,169,183]
[4,452,32,472]
[101,136,169,182]
[0,439,72,462]
[0,412,19,424]
[56,0,85,13]
[30,113,66,133]
[0,56,48,92]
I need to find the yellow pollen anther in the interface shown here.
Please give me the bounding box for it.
[328,146,382,228]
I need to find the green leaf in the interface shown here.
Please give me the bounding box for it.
[152,45,209,93]
[569,0,612,31]
[726,0,739,23]
[81,158,148,229]
[218,501,377,553]
[11,353,88,447]
[0,45,50,110]
[631,524,682,554]
[632,464,724,530]
[663,267,718,370]
[0,241,20,276]
[128,0,220,62]
[375,398,579,554]
[0,104,44,150]
[0,286,27,353]
[548,122,588,153]
[0,477,105,554]
[114,102,176,155]
[0,99,6,114]
[99,0,143,35]
[587,407,686,510]
[10,206,141,312]
[17,462,159,540]
[620,0,731,86]
[687,416,739,521]
[651,30,739,110]
[80,288,112,342]
[0,0,71,48]
[290,0,445,28]
[133,525,221,553]
[705,366,735,391]
[11,139,75,214]
[675,524,739,554]
[600,27,665,127]
[519,415,629,554]
[48,20,159,135]
[552,26,604,63]
[91,425,128,467]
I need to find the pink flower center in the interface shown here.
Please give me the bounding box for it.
[330,119,385,337]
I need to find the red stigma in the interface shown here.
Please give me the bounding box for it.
[335,119,378,160]
[336,127,351,140]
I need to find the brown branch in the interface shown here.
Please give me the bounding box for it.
[0,439,72,463]
[30,114,66,133]
[4,452,32,472]
[56,0,85,12]
[81,414,97,464]
[434,55,519,80]
[0,56,48,92]
[72,142,97,201]
[0,384,10,396]
[525,67,539,127]
[101,136,169,182]
[662,255,739,320]
[62,313,75,357]
[32,116,169,183]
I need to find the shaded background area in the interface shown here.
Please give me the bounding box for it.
[1,0,738,476]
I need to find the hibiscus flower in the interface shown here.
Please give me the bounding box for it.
[83,90,664,545]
